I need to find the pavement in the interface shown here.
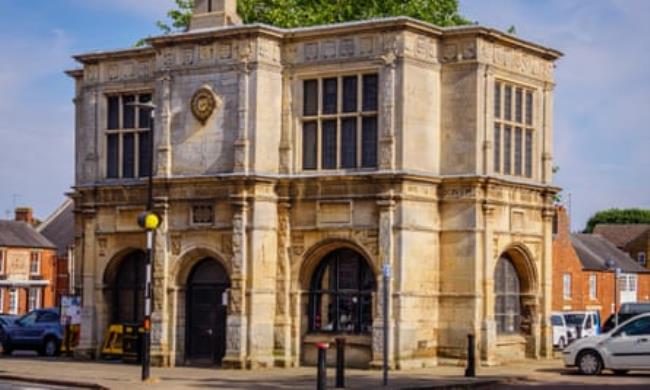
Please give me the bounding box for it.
[0,356,649,389]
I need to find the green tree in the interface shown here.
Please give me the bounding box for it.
[584,208,650,233]
[151,0,470,38]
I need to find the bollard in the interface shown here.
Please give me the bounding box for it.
[335,338,345,388]
[316,342,329,390]
[464,334,475,378]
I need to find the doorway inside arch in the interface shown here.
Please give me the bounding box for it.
[186,258,230,366]
[113,250,146,324]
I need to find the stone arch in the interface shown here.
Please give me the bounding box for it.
[494,242,539,295]
[170,245,231,366]
[296,238,379,290]
[172,245,232,288]
[102,246,144,286]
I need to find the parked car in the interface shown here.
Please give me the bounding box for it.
[562,311,601,342]
[602,302,650,333]
[0,308,63,357]
[551,313,569,349]
[563,312,650,375]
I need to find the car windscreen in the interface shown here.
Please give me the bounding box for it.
[563,314,585,326]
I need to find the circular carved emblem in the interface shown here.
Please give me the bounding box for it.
[191,86,217,125]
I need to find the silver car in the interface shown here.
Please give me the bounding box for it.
[563,313,650,375]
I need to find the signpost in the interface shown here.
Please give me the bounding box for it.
[60,295,82,356]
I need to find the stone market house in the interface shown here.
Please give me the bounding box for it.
[68,0,562,368]
[0,209,57,315]
[552,206,650,321]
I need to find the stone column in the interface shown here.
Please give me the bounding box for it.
[541,83,554,184]
[75,205,98,359]
[156,73,173,178]
[540,205,555,357]
[246,182,278,368]
[151,198,170,366]
[274,200,293,366]
[481,201,497,364]
[279,70,294,174]
[371,198,395,368]
[234,45,251,173]
[379,50,397,170]
[223,192,248,368]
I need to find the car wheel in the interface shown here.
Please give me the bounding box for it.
[558,337,566,350]
[577,350,603,375]
[40,337,60,357]
[613,370,629,375]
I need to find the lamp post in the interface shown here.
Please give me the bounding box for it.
[128,100,156,381]
[605,260,621,328]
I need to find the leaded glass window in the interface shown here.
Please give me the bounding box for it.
[301,74,379,170]
[495,255,522,335]
[308,249,376,333]
[493,81,535,178]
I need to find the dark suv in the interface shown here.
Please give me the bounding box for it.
[602,302,650,333]
[0,308,63,357]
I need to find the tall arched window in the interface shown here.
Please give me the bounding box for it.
[308,249,375,333]
[113,251,146,324]
[494,255,522,335]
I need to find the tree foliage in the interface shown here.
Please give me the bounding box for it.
[153,0,470,38]
[584,208,650,233]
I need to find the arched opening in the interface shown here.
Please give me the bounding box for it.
[494,254,522,335]
[185,258,230,366]
[111,250,146,324]
[307,248,376,334]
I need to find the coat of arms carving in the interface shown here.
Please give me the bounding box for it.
[191,86,218,124]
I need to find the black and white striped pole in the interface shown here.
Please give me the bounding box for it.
[130,101,157,382]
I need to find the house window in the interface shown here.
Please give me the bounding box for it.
[0,249,5,274]
[308,249,375,333]
[563,273,572,299]
[28,288,41,311]
[302,74,379,171]
[589,274,597,300]
[638,252,647,266]
[494,255,522,335]
[8,288,18,315]
[30,252,41,276]
[494,81,535,178]
[106,93,153,179]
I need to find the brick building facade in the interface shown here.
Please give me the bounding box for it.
[553,207,650,320]
[0,209,58,315]
[594,224,650,271]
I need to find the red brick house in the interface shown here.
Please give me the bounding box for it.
[0,209,57,315]
[38,198,76,303]
[552,206,650,321]
[593,224,650,270]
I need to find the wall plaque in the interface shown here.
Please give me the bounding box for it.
[191,86,217,125]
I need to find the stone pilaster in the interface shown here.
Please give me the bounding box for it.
[274,200,293,366]
[540,204,555,357]
[75,205,98,359]
[151,198,170,365]
[234,49,251,173]
[379,51,397,170]
[371,198,396,368]
[223,193,248,368]
[481,201,497,364]
[279,70,294,174]
[156,72,172,178]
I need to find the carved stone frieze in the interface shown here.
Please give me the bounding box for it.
[478,39,554,81]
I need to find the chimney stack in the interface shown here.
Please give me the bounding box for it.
[190,0,242,31]
[15,207,34,225]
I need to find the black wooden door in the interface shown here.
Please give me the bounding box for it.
[187,285,227,365]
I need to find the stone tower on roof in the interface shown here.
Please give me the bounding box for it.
[190,0,242,31]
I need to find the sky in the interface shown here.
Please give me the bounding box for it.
[0,0,648,230]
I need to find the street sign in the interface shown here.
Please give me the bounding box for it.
[383,264,392,278]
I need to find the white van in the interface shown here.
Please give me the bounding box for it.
[563,311,601,342]
[551,313,569,349]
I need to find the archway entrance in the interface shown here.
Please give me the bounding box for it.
[186,258,229,366]
[113,251,146,324]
